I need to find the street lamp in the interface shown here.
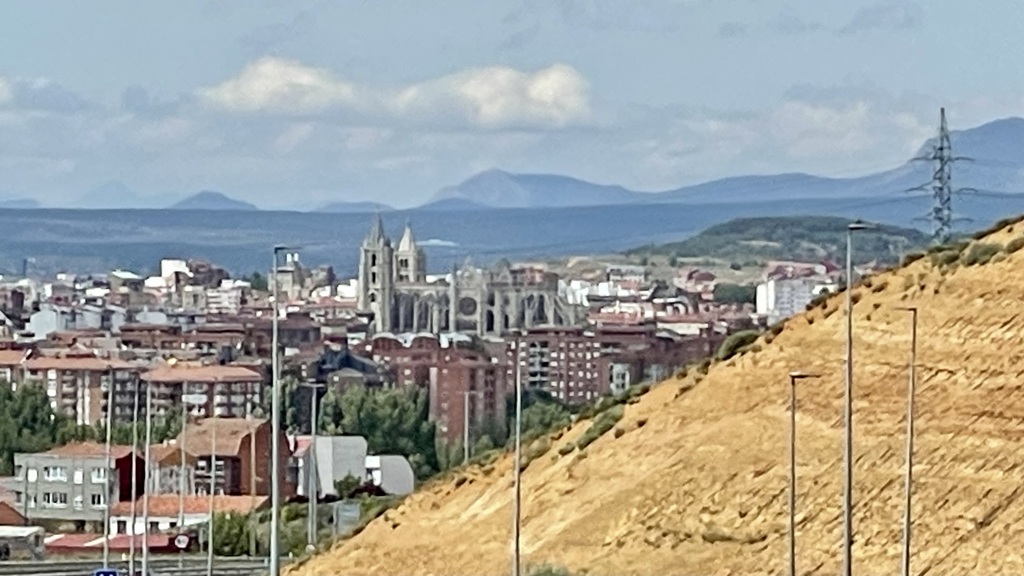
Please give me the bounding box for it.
[270,244,297,576]
[843,220,871,576]
[102,364,115,570]
[511,330,524,576]
[896,306,918,576]
[298,381,326,552]
[787,371,820,576]
[141,375,153,576]
[128,374,141,576]
[463,390,484,464]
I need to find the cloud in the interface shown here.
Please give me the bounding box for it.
[197,57,358,114]
[840,1,924,34]
[391,64,590,129]
[772,9,826,35]
[0,77,91,113]
[0,78,11,105]
[198,58,590,129]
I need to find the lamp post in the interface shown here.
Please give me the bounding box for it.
[298,381,326,551]
[511,331,524,576]
[896,307,918,576]
[102,365,114,570]
[787,371,819,576]
[269,244,295,576]
[843,220,870,576]
[141,377,153,576]
[128,374,140,576]
[207,420,217,576]
[463,390,484,464]
[165,357,189,570]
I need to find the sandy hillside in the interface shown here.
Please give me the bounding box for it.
[292,221,1024,576]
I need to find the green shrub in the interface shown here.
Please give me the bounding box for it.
[1007,237,1024,254]
[929,249,960,267]
[715,330,761,361]
[557,443,575,456]
[575,405,625,451]
[695,358,711,375]
[961,242,1003,266]
[527,565,578,576]
[901,252,925,266]
[769,321,786,336]
[519,437,552,470]
[805,293,829,311]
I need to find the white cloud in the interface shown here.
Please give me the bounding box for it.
[198,57,357,114]
[0,78,11,105]
[198,58,590,129]
[391,64,590,128]
[273,122,314,154]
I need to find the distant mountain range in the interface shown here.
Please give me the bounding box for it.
[168,190,258,211]
[8,115,1024,212]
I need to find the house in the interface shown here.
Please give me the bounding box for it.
[1,442,145,531]
[289,436,368,498]
[147,443,198,496]
[21,354,136,426]
[175,418,294,498]
[141,363,263,420]
[109,495,268,535]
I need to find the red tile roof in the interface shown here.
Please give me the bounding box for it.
[45,442,135,459]
[24,357,133,371]
[110,495,268,517]
[0,349,28,366]
[142,364,261,383]
[177,417,268,457]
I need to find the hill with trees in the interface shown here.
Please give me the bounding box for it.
[627,215,932,265]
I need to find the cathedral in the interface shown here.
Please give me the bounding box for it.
[356,215,578,336]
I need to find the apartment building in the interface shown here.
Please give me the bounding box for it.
[21,354,136,426]
[175,418,294,498]
[141,363,263,420]
[2,443,144,530]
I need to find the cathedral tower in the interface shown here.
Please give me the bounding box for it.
[358,213,394,333]
[394,221,426,283]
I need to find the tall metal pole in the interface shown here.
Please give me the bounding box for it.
[129,377,140,575]
[249,388,257,559]
[142,380,153,575]
[464,390,471,465]
[511,332,523,576]
[270,246,284,576]
[178,385,187,570]
[788,372,819,576]
[842,223,863,576]
[307,383,321,551]
[102,366,114,569]
[207,421,217,576]
[899,307,918,576]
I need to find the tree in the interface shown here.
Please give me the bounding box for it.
[211,511,252,556]
[244,272,268,291]
[713,283,757,305]
[0,385,70,475]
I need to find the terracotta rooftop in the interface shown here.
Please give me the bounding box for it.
[0,349,28,366]
[24,356,133,371]
[142,364,261,383]
[45,442,135,459]
[110,494,268,517]
[176,417,268,457]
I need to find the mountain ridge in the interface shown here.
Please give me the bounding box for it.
[291,216,1024,575]
[167,190,258,211]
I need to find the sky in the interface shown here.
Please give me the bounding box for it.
[2,1,1024,210]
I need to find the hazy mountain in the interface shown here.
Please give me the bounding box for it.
[168,190,258,211]
[418,197,491,211]
[428,168,643,208]
[0,198,41,209]
[318,201,394,213]
[426,117,1024,209]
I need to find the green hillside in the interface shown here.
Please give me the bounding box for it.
[626,216,931,265]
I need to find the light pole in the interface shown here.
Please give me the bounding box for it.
[843,220,869,576]
[165,357,188,570]
[141,377,153,576]
[298,381,325,551]
[787,371,819,576]
[102,365,114,569]
[207,420,218,576]
[128,375,140,575]
[269,244,294,576]
[463,390,484,464]
[896,306,918,576]
[511,331,524,576]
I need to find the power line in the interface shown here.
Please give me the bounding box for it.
[907,107,977,244]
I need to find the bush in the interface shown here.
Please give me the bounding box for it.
[528,565,578,576]
[769,321,786,336]
[575,405,625,451]
[695,359,711,375]
[716,330,761,361]
[1007,237,1024,254]
[962,242,1003,266]
[870,280,888,293]
[901,252,925,266]
[930,249,960,267]
[557,443,575,456]
[805,292,829,311]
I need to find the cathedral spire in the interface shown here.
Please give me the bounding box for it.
[397,219,417,252]
[364,211,388,247]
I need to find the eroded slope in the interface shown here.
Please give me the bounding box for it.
[294,221,1024,576]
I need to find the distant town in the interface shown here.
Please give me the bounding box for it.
[0,213,881,559]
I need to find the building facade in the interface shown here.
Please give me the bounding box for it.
[357,216,578,336]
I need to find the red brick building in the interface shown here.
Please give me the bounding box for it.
[363,334,508,446]
[175,418,294,498]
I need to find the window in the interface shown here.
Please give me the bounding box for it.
[91,468,107,483]
[73,495,83,510]
[91,493,106,508]
[43,492,68,507]
[73,469,83,484]
[43,466,67,481]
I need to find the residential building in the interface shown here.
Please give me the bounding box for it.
[141,363,262,420]
[365,455,415,496]
[175,418,294,498]
[21,355,136,426]
[147,444,198,496]
[756,277,834,323]
[109,495,267,535]
[2,443,144,530]
[289,436,368,498]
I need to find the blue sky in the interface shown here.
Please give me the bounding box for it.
[1,1,1023,209]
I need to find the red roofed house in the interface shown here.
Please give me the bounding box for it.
[109,495,268,536]
[175,418,294,499]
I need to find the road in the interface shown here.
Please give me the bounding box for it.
[0,557,275,576]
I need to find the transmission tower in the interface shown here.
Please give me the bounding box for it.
[908,107,974,244]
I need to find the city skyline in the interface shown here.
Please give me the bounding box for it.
[3,1,1024,209]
